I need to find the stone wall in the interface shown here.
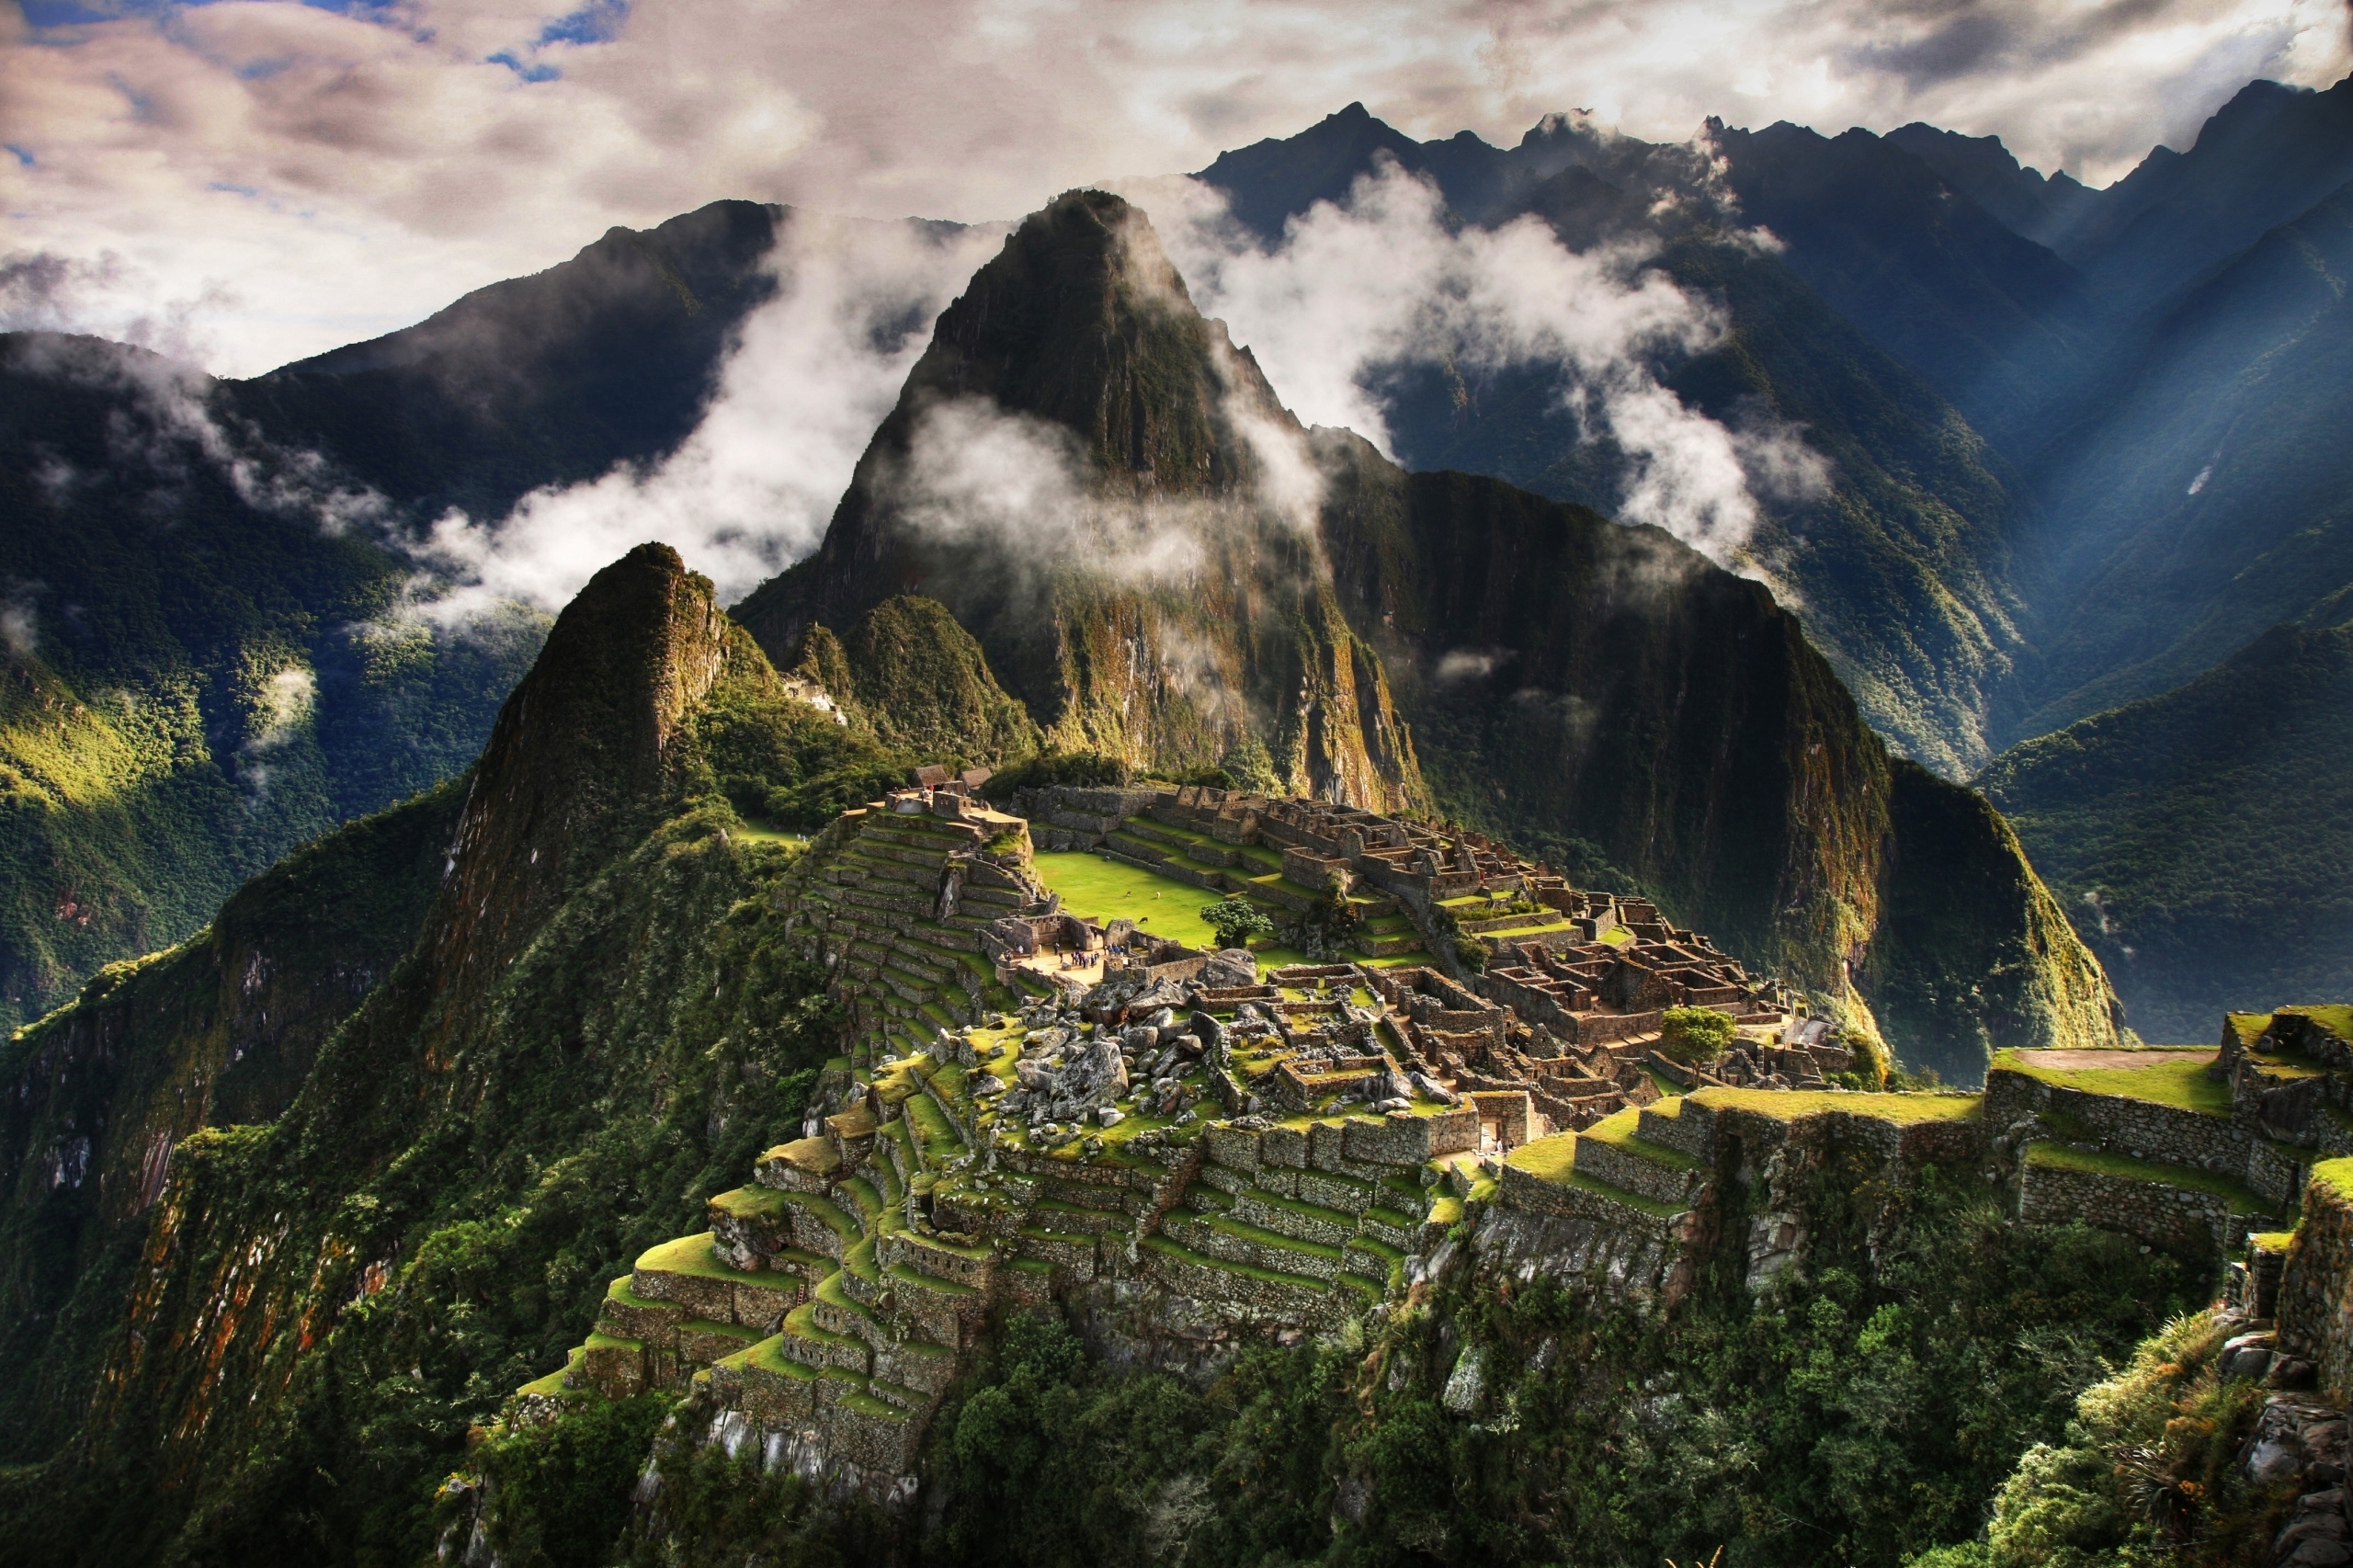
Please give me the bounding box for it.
[2019,1158,2234,1257]
[1986,1068,2253,1175]
[2280,1165,2353,1404]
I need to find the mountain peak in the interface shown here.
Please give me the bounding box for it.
[738,189,1299,653]
[426,541,736,1017]
[733,191,1426,809]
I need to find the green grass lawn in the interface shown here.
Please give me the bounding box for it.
[1689,1087,1982,1124]
[1504,1131,1578,1182]
[1581,1106,1703,1169]
[1992,1051,2231,1114]
[1033,851,1229,948]
[2313,1156,2353,1204]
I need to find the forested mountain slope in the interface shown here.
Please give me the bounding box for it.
[1196,104,2040,777]
[0,334,540,1032]
[0,544,868,1563]
[1982,624,2353,1041]
[2006,177,2353,738]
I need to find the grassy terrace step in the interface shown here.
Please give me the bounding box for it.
[780,1301,871,1372]
[869,1377,928,1411]
[1139,1233,1337,1295]
[813,1272,887,1342]
[1035,1196,1131,1234]
[1359,1207,1420,1247]
[904,1092,965,1165]
[838,1176,883,1227]
[2026,1141,2278,1214]
[1189,1210,1346,1263]
[842,1234,883,1286]
[778,1190,863,1251]
[1579,1108,1704,1170]
[635,1233,808,1295]
[1686,1087,1983,1125]
[722,1335,820,1383]
[1236,1188,1359,1244]
[885,1261,981,1297]
[1560,1168,1689,1220]
[837,1388,910,1421]
[513,1346,586,1402]
[1992,1050,2232,1114]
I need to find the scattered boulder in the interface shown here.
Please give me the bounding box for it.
[1200,949,1257,988]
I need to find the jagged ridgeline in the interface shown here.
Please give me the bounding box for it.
[736,188,2119,1075]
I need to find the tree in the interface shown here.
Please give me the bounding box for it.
[1659,1006,1736,1064]
[1201,895,1277,950]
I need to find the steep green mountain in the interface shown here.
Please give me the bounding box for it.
[825,595,1042,761]
[0,778,467,1460]
[734,188,1430,815]
[2003,176,2353,737]
[0,543,2185,1567]
[1197,105,2038,776]
[1980,624,2353,1040]
[740,188,2118,1074]
[0,544,857,1563]
[0,333,542,1032]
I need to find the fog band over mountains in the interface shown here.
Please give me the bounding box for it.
[418,150,1825,615]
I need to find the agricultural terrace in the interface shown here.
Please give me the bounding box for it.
[1990,1049,2234,1114]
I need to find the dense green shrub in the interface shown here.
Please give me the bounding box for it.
[1202,895,1277,950]
[1660,1006,1738,1063]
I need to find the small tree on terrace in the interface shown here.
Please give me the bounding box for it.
[1201,895,1277,950]
[1659,1006,1737,1065]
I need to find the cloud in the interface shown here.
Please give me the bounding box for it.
[1142,159,1824,562]
[416,213,1004,617]
[235,661,315,796]
[1436,646,1517,682]
[2,0,2343,377]
[1,584,38,656]
[885,396,1211,584]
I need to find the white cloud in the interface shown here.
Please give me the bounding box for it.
[0,0,2342,377]
[1142,160,1825,562]
[416,213,1004,616]
[886,395,1211,583]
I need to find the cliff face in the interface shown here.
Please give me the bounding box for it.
[1324,458,2116,1062]
[733,190,1427,812]
[0,783,462,1461]
[1314,454,1892,1001]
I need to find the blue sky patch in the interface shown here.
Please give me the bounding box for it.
[487,50,561,83]
[535,0,625,48]
[4,144,34,166]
